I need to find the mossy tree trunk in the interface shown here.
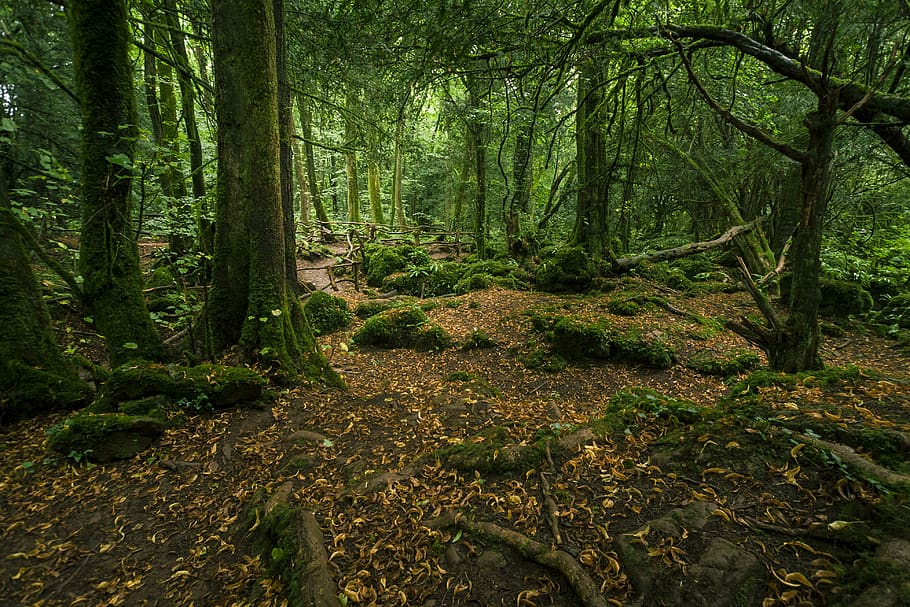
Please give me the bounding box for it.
[344,91,361,223]
[506,101,534,256]
[367,126,385,225]
[273,0,299,293]
[0,137,90,422]
[68,0,164,366]
[210,0,338,384]
[572,61,612,262]
[295,90,331,228]
[391,106,407,228]
[465,72,488,258]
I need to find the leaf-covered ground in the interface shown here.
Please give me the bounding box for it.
[2,270,909,607]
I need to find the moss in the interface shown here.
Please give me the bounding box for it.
[355,300,394,319]
[351,305,450,350]
[98,361,265,410]
[46,412,166,462]
[461,329,497,350]
[520,347,569,372]
[455,272,494,293]
[599,388,704,433]
[303,291,352,335]
[731,365,877,397]
[551,316,612,359]
[436,426,544,474]
[686,350,761,376]
[248,503,308,606]
[534,246,596,293]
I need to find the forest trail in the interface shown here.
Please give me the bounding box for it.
[2,261,910,607]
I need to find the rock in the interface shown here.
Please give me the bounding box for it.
[615,502,765,607]
[46,413,166,462]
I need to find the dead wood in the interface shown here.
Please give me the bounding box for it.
[611,222,756,273]
[426,512,610,607]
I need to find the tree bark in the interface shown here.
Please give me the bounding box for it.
[295,90,330,228]
[572,60,612,261]
[344,91,361,223]
[0,135,90,423]
[611,222,758,273]
[68,0,164,366]
[465,73,488,258]
[210,0,338,383]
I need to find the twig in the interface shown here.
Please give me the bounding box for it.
[539,469,563,545]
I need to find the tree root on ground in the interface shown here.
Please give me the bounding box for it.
[797,433,910,488]
[426,511,610,607]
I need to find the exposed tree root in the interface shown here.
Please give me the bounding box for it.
[426,511,610,607]
[797,433,910,487]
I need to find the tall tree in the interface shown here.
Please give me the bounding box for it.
[0,100,90,423]
[68,0,163,365]
[209,0,336,382]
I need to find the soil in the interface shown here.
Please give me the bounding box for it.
[2,249,910,607]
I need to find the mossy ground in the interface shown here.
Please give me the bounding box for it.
[3,259,909,607]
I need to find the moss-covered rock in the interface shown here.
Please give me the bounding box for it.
[461,329,497,350]
[363,244,431,287]
[435,426,544,473]
[355,300,395,319]
[98,361,265,410]
[529,313,676,369]
[46,413,166,462]
[352,306,450,351]
[534,247,596,292]
[599,388,704,433]
[303,291,352,335]
[1,361,93,423]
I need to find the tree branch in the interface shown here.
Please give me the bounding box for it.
[611,222,758,273]
[666,31,806,162]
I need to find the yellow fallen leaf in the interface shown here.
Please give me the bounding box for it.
[790,443,806,459]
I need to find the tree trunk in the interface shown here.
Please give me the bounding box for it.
[769,104,837,372]
[0,138,90,422]
[465,73,487,258]
[68,0,164,366]
[367,126,384,224]
[295,91,331,228]
[391,109,407,228]
[506,108,533,255]
[210,0,337,383]
[572,61,612,261]
[272,0,299,293]
[165,0,210,255]
[344,91,361,223]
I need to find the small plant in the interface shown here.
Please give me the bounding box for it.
[461,329,497,350]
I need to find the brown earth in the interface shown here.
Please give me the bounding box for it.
[2,254,909,607]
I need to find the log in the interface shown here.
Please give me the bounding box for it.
[611,221,756,273]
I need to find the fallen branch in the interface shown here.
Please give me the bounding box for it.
[611,221,757,273]
[426,512,609,607]
[539,470,563,545]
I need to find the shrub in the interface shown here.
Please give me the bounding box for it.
[876,293,910,329]
[303,291,352,335]
[607,298,642,316]
[363,244,431,287]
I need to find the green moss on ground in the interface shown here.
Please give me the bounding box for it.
[527,312,676,369]
[46,413,166,462]
[98,361,266,410]
[303,291,352,335]
[534,247,596,292]
[686,349,761,377]
[352,306,451,351]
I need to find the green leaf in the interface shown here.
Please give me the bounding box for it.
[105,153,134,170]
[123,342,139,350]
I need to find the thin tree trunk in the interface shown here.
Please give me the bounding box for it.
[273,0,298,292]
[465,73,487,258]
[367,126,384,224]
[68,0,163,365]
[344,91,360,223]
[295,91,329,227]
[391,109,407,228]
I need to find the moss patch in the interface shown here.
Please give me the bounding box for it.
[352,306,451,351]
[534,247,596,293]
[46,413,166,462]
[303,291,352,335]
[686,349,761,377]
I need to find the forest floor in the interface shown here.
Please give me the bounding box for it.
[2,247,910,607]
